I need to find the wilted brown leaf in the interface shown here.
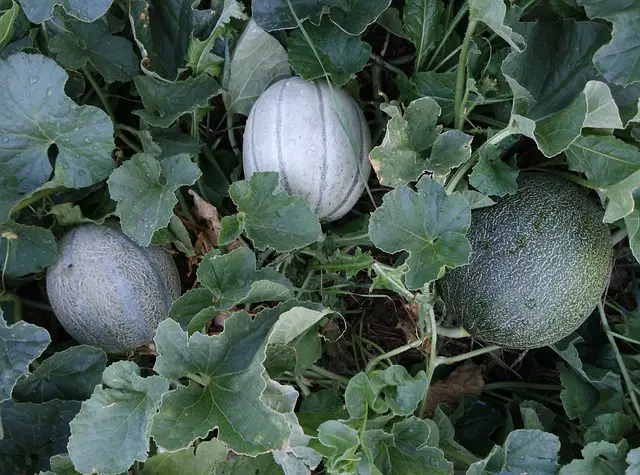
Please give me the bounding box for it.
[422,362,484,417]
[189,189,221,247]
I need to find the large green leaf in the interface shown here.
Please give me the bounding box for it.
[67,361,170,475]
[229,172,323,252]
[107,153,201,246]
[364,418,453,474]
[17,0,112,23]
[128,0,218,79]
[13,346,107,403]
[49,14,139,83]
[288,16,371,87]
[578,0,640,86]
[150,307,292,454]
[0,399,80,473]
[0,53,114,224]
[0,221,57,277]
[502,22,622,156]
[403,0,444,72]
[169,247,294,332]
[330,0,391,35]
[468,142,519,197]
[467,429,561,475]
[224,19,291,116]
[370,97,472,186]
[133,75,221,128]
[0,312,50,402]
[559,440,629,475]
[369,176,471,289]
[252,0,326,31]
[140,439,229,475]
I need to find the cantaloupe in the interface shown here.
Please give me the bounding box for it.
[438,173,613,349]
[46,224,181,353]
[243,77,372,222]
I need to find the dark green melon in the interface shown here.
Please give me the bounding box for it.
[439,173,613,349]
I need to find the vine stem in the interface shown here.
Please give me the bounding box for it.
[435,345,501,366]
[369,53,404,76]
[226,113,240,157]
[598,301,640,429]
[610,331,640,345]
[483,382,563,391]
[309,364,351,386]
[425,3,470,71]
[365,338,424,373]
[419,301,439,416]
[454,19,478,130]
[83,68,115,124]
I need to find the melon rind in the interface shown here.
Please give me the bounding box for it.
[243,77,372,222]
[46,224,181,353]
[438,173,613,350]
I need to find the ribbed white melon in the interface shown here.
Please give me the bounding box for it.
[46,224,181,354]
[243,77,372,222]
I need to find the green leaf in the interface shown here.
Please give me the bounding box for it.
[49,454,83,475]
[263,380,322,474]
[107,153,201,246]
[468,429,560,475]
[216,454,284,474]
[0,53,114,223]
[133,75,221,128]
[49,202,110,226]
[186,0,247,77]
[229,172,323,251]
[370,97,471,186]
[67,361,170,474]
[432,406,479,467]
[13,346,107,403]
[140,439,229,475]
[317,419,360,457]
[370,366,427,416]
[0,399,80,473]
[170,247,294,331]
[316,247,373,277]
[369,176,471,289]
[502,21,621,156]
[583,412,634,444]
[627,448,640,473]
[519,400,556,432]
[0,312,50,402]
[219,214,244,246]
[17,0,112,23]
[566,135,640,188]
[559,440,629,475]
[396,71,457,124]
[252,0,326,31]
[139,125,201,159]
[469,143,518,197]
[151,306,292,454]
[0,1,18,49]
[578,0,640,86]
[329,0,391,36]
[224,19,291,116]
[469,0,525,52]
[0,221,57,277]
[288,17,371,87]
[376,7,405,38]
[128,0,219,80]
[403,0,444,72]
[48,14,139,83]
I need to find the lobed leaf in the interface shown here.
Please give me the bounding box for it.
[252,0,326,31]
[229,172,323,252]
[330,0,391,36]
[17,0,112,23]
[0,53,114,224]
[288,16,371,86]
[67,361,170,475]
[107,153,201,246]
[369,176,471,288]
[0,221,57,277]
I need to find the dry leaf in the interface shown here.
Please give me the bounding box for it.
[188,189,221,247]
[422,362,484,417]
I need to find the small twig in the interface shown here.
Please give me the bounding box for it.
[365,338,424,373]
[369,52,404,76]
[598,301,640,429]
[435,345,501,366]
[116,132,142,154]
[308,364,351,386]
[83,68,115,124]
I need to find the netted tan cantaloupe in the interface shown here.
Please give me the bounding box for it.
[46,224,181,353]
